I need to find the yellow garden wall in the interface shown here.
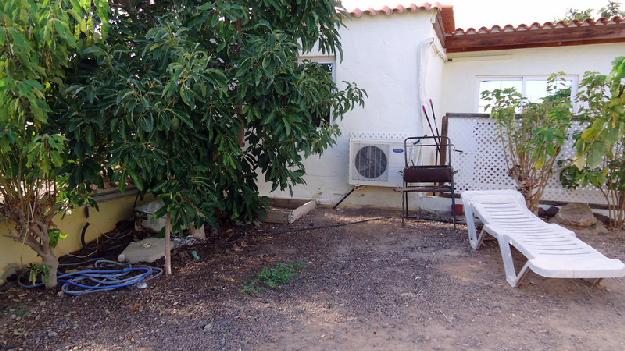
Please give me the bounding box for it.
[0,191,141,284]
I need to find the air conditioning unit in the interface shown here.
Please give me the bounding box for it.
[349,132,408,187]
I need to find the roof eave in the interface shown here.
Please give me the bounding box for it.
[445,22,625,53]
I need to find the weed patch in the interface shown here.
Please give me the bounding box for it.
[243,261,306,295]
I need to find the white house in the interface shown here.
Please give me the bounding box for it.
[258,3,625,212]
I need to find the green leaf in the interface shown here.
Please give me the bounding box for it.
[53,19,77,47]
[140,115,154,133]
[128,171,144,191]
[283,118,291,136]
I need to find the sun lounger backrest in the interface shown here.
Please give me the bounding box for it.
[462,190,531,224]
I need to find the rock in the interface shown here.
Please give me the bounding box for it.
[118,238,172,264]
[591,221,610,235]
[538,205,559,219]
[594,212,611,225]
[551,203,597,227]
[203,323,213,332]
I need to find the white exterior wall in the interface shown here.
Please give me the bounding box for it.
[260,17,625,212]
[442,43,625,114]
[440,43,625,209]
[258,12,446,209]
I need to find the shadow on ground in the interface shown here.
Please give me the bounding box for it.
[2,208,625,350]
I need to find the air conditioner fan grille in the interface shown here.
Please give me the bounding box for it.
[354,145,388,179]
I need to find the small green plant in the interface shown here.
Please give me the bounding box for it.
[242,261,306,295]
[28,263,51,286]
[242,280,263,295]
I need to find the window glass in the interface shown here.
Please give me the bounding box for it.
[478,80,522,113]
[525,79,572,104]
[478,77,576,113]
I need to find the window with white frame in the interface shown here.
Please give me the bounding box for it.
[478,76,578,113]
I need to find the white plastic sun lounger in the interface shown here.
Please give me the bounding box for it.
[461,190,625,287]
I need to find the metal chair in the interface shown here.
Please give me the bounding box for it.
[394,136,456,227]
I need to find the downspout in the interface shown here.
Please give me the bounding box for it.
[416,36,447,169]
[416,38,432,137]
[416,37,447,136]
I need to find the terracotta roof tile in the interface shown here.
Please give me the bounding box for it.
[347,2,450,17]
[346,2,455,32]
[449,16,625,36]
[445,16,625,53]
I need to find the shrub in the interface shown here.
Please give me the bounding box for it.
[481,74,574,212]
[560,57,625,227]
[61,0,365,274]
[0,0,109,288]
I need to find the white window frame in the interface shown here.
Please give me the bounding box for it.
[476,75,579,113]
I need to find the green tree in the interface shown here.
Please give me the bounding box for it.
[62,0,365,273]
[481,74,574,212]
[557,1,625,23]
[557,8,594,22]
[0,0,109,288]
[600,1,625,18]
[560,57,625,227]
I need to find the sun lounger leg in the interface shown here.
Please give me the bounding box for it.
[477,229,486,248]
[497,238,529,288]
[514,262,531,287]
[464,204,481,250]
[401,191,406,226]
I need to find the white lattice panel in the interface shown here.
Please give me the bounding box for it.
[447,116,606,205]
[350,131,411,141]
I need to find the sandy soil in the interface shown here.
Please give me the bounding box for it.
[2,208,625,350]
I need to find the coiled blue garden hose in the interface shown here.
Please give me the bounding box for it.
[18,259,162,296]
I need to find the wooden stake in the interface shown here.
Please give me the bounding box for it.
[165,212,172,275]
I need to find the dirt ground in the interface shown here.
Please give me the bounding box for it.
[2,208,625,351]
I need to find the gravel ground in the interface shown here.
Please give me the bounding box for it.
[2,208,625,350]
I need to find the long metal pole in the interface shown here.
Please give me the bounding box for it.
[429,99,441,138]
[421,105,441,154]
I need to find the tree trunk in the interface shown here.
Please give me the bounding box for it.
[520,188,537,213]
[42,254,59,289]
[27,220,60,288]
[164,213,172,275]
[527,195,540,214]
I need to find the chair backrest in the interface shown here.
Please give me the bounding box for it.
[403,136,453,168]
